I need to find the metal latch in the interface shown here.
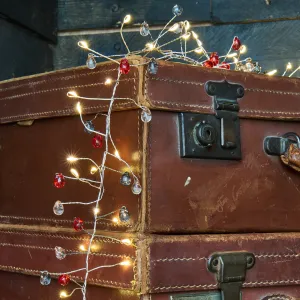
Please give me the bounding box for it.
[179,80,244,160]
[207,251,255,300]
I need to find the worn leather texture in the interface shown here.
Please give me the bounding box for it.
[281,144,300,172]
[140,233,300,294]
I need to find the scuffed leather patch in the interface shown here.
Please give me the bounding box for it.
[281,144,300,172]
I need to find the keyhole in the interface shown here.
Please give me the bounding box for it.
[205,129,211,138]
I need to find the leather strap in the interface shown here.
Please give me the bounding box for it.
[281,144,300,172]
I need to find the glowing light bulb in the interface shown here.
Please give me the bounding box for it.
[79,244,86,251]
[184,21,191,30]
[267,69,277,76]
[121,239,132,246]
[76,102,82,114]
[93,207,100,215]
[70,168,79,178]
[182,32,191,40]
[194,48,203,54]
[105,78,112,85]
[233,57,239,63]
[115,150,121,159]
[60,291,68,298]
[91,244,99,251]
[67,91,78,98]
[287,62,292,69]
[67,156,78,162]
[239,45,247,54]
[90,166,98,175]
[169,23,180,32]
[192,31,198,39]
[78,41,88,49]
[120,260,131,266]
[227,53,238,58]
[112,217,119,224]
[123,15,131,24]
[146,43,155,51]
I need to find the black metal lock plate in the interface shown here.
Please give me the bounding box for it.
[179,112,241,160]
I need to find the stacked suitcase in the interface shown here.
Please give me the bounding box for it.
[0,57,300,299]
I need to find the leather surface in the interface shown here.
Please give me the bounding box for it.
[143,233,300,294]
[0,110,142,231]
[0,271,139,299]
[0,229,136,290]
[144,60,300,120]
[149,286,300,299]
[281,144,300,172]
[147,111,300,233]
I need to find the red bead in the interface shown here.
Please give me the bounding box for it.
[203,60,213,68]
[73,217,84,231]
[119,59,130,74]
[58,274,70,286]
[219,62,231,70]
[209,52,219,66]
[232,37,241,51]
[54,173,65,188]
[92,134,103,148]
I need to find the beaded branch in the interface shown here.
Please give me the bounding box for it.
[40,4,299,300]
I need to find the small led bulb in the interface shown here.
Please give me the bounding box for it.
[60,291,68,298]
[287,62,292,69]
[90,166,98,175]
[112,217,119,224]
[121,239,132,246]
[182,32,191,40]
[93,207,100,215]
[267,69,277,76]
[115,150,121,159]
[123,15,131,24]
[67,156,78,162]
[239,45,247,54]
[67,91,78,98]
[70,168,79,178]
[76,102,82,114]
[105,78,112,85]
[184,21,191,30]
[120,260,131,266]
[79,244,86,251]
[146,43,155,51]
[78,41,88,49]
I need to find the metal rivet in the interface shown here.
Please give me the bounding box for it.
[111,4,119,12]
[237,87,244,97]
[213,258,219,267]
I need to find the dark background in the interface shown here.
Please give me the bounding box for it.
[1,0,300,81]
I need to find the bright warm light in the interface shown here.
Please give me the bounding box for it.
[121,239,132,246]
[120,260,131,266]
[115,150,121,159]
[76,102,82,114]
[287,62,292,69]
[182,32,191,40]
[60,291,68,298]
[123,15,131,24]
[105,78,112,85]
[146,43,155,51]
[192,31,198,39]
[67,91,78,98]
[112,217,119,224]
[70,168,79,178]
[78,41,88,49]
[239,45,247,54]
[233,57,239,63]
[67,156,78,162]
[93,207,100,215]
[267,69,277,76]
[169,23,180,32]
[194,47,203,54]
[227,53,237,58]
[196,39,202,47]
[90,166,98,175]
[79,244,86,251]
[184,21,190,30]
[91,243,99,251]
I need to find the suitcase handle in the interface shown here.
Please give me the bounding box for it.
[264,132,300,172]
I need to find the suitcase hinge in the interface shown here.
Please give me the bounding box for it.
[207,251,255,300]
[179,80,244,160]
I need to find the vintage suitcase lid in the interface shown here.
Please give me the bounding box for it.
[1,56,300,124]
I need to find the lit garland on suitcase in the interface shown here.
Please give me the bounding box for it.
[39,4,299,300]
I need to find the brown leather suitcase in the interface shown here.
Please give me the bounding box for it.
[1,57,300,299]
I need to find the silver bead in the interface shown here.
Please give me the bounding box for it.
[86,54,97,69]
[132,180,142,195]
[84,120,95,134]
[40,271,51,286]
[119,206,130,222]
[55,246,66,260]
[140,21,150,36]
[141,107,152,123]
[120,172,131,186]
[169,22,183,34]
[148,59,158,75]
[172,4,183,16]
[53,201,64,216]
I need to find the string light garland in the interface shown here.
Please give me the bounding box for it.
[40,4,300,300]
